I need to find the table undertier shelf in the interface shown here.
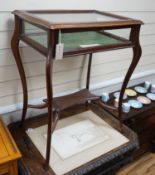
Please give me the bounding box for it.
[44,89,99,111]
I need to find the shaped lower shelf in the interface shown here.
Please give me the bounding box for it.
[43,89,99,112]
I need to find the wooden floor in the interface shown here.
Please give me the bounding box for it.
[117,153,155,175]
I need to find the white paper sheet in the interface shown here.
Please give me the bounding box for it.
[45,119,109,159]
[27,110,129,175]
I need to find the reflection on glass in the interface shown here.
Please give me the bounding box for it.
[106,28,131,40]
[23,21,45,34]
[32,12,124,24]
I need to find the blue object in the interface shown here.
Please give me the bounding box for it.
[128,99,143,109]
[134,86,147,94]
[146,93,155,101]
[101,93,109,102]
[122,103,131,113]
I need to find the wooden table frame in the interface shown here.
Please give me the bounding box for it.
[11,10,143,170]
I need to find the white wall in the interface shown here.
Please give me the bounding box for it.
[0,0,155,124]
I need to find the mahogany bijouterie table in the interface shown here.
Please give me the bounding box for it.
[11,10,143,174]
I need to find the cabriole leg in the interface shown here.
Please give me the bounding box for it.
[44,31,56,170]
[118,25,142,132]
[11,16,28,127]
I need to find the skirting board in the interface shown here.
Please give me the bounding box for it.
[1,69,155,125]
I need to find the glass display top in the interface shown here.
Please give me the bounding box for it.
[13,10,143,29]
[31,12,123,24]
